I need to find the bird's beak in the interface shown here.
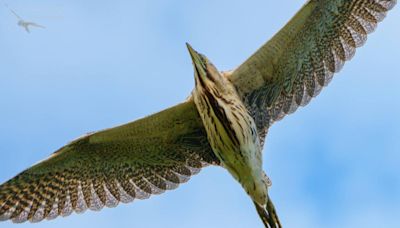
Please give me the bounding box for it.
[186,43,205,73]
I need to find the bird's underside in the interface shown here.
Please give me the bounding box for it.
[187,43,280,227]
[0,0,396,226]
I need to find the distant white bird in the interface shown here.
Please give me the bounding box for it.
[17,20,45,33]
[5,4,45,33]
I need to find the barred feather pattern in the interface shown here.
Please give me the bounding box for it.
[0,101,219,223]
[233,0,396,144]
[0,160,204,223]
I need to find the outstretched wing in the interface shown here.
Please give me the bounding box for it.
[228,0,396,141]
[10,9,22,20]
[4,4,23,20]
[28,22,45,29]
[0,100,219,223]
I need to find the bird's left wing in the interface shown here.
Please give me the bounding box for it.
[228,0,396,142]
[28,22,45,29]
[0,100,219,223]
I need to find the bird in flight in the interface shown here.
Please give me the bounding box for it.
[5,4,45,33]
[0,0,397,227]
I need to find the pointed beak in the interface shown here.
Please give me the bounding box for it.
[186,43,204,71]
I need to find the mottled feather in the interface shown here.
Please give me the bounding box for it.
[228,0,396,144]
[0,101,219,223]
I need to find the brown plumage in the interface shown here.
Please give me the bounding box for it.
[0,0,396,227]
[230,0,397,145]
[0,102,219,223]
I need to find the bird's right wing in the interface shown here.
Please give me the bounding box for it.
[0,100,219,223]
[8,8,22,20]
[228,0,396,142]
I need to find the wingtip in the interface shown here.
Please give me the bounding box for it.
[389,0,397,10]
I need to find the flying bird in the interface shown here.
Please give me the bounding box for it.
[0,0,397,227]
[5,4,45,33]
[17,20,46,33]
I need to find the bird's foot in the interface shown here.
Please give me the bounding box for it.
[253,195,281,228]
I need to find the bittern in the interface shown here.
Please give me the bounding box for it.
[0,0,397,227]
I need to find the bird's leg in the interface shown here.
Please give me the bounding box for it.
[253,195,281,228]
[24,26,30,33]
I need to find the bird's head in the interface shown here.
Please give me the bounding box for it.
[187,43,228,92]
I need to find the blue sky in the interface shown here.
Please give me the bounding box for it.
[0,0,399,227]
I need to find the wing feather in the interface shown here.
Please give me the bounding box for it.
[228,0,396,140]
[0,101,219,223]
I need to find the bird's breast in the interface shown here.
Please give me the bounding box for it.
[193,83,263,182]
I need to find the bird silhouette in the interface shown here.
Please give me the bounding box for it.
[0,0,397,227]
[5,4,45,33]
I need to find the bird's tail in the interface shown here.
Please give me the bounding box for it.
[253,195,281,228]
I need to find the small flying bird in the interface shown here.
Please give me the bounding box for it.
[5,4,45,33]
[0,0,397,227]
